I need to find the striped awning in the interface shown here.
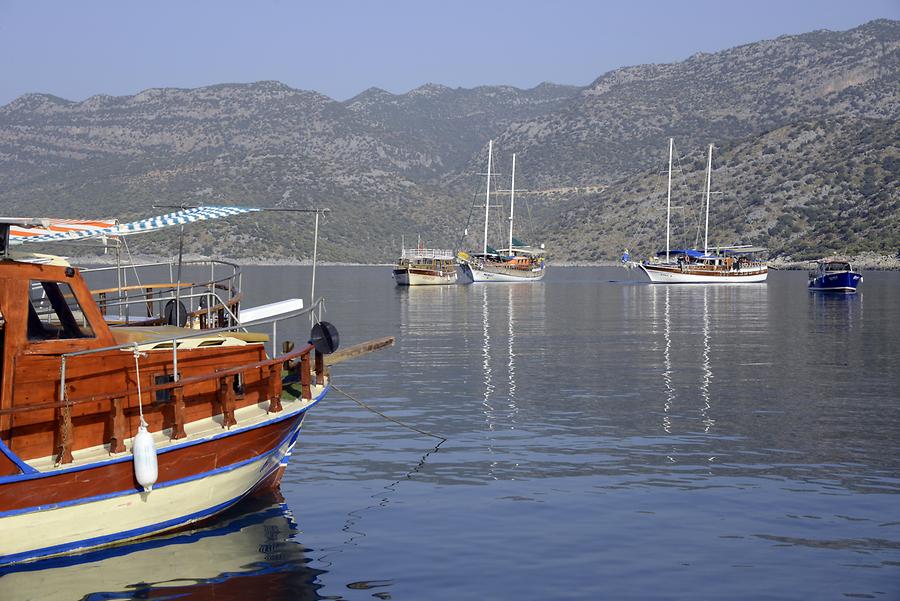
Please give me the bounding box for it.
[10,206,260,244]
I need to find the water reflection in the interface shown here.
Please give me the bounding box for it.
[700,287,714,434]
[651,285,721,439]
[0,493,324,601]
[661,286,675,435]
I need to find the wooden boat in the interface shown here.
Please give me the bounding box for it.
[638,141,767,284]
[393,246,458,286]
[458,141,547,283]
[0,218,340,566]
[808,259,862,292]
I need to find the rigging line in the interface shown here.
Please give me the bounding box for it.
[313,436,446,568]
[456,171,483,252]
[120,236,145,291]
[330,383,447,443]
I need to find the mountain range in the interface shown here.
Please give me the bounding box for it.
[0,18,897,262]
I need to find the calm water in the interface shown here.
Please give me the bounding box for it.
[4,267,900,600]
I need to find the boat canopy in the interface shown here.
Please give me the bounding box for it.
[818,259,852,271]
[657,248,706,258]
[8,206,260,245]
[707,245,768,255]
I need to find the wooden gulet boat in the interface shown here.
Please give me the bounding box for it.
[458,142,547,283]
[393,246,458,286]
[0,219,346,566]
[638,141,767,284]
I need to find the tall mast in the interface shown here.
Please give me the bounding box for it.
[666,138,673,263]
[704,143,713,255]
[508,153,516,253]
[483,140,493,255]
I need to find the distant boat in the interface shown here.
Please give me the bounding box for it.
[808,259,862,292]
[458,141,547,283]
[393,244,458,286]
[639,140,768,284]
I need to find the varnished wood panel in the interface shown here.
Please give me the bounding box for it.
[0,413,303,513]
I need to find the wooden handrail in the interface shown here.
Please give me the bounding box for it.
[0,343,315,416]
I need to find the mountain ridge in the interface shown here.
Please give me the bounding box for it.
[0,19,897,262]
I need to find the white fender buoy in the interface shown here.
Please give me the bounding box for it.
[132,419,158,492]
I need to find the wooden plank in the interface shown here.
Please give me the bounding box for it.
[315,350,325,385]
[300,354,311,401]
[109,397,126,453]
[218,375,237,428]
[324,336,395,366]
[55,406,73,465]
[267,365,282,413]
[170,387,186,440]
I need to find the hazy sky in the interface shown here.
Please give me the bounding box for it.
[1,0,897,105]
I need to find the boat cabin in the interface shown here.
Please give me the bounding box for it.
[0,257,305,475]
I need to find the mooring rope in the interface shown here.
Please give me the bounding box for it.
[132,343,147,425]
[330,383,447,443]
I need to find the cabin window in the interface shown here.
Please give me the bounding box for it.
[28,281,95,341]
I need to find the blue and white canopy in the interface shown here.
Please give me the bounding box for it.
[10,206,260,244]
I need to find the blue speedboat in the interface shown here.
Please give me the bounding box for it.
[808,259,862,292]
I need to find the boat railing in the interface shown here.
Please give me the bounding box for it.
[400,248,455,260]
[0,297,328,464]
[80,259,243,328]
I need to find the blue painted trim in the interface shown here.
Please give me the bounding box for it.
[0,413,303,520]
[0,438,36,475]
[0,382,329,486]
[0,484,270,566]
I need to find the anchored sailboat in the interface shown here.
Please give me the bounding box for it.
[639,141,767,284]
[458,141,547,283]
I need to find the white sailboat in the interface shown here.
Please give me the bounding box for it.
[639,141,767,284]
[458,141,547,283]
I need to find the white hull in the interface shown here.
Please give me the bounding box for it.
[393,268,458,286]
[640,264,768,283]
[460,262,546,283]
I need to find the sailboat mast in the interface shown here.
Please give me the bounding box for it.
[483,140,493,256]
[508,153,516,253]
[704,143,713,255]
[666,138,673,263]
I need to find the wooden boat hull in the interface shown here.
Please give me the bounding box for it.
[0,388,326,566]
[393,267,458,286]
[459,262,546,283]
[639,263,767,283]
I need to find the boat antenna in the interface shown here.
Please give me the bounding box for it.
[311,209,321,323]
[483,140,493,255]
[666,138,673,263]
[508,153,516,253]
[704,144,713,255]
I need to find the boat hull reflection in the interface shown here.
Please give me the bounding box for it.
[0,493,324,601]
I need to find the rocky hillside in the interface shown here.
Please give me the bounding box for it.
[541,116,899,262]
[479,19,899,189]
[0,19,897,262]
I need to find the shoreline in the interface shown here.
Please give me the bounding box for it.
[71,253,900,270]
